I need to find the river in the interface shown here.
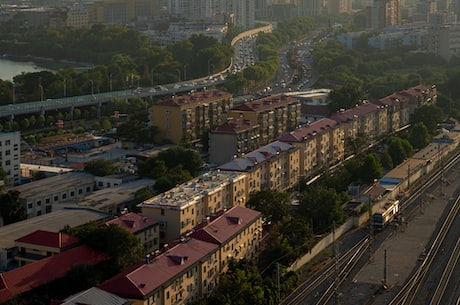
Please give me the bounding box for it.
[0,57,52,81]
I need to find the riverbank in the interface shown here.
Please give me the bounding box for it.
[2,54,93,71]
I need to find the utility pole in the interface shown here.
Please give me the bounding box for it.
[333,221,340,305]
[383,249,387,286]
[368,194,374,263]
[276,262,281,302]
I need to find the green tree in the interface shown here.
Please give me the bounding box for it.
[409,105,444,135]
[157,146,203,176]
[206,259,271,305]
[380,149,394,170]
[0,190,27,225]
[408,122,430,150]
[246,190,291,224]
[327,84,364,113]
[387,137,409,165]
[297,186,347,234]
[137,158,168,179]
[84,159,117,176]
[359,153,383,183]
[65,223,144,272]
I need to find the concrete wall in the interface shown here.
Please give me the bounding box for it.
[288,219,355,271]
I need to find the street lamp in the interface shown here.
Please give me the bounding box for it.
[38,77,44,101]
[63,78,66,97]
[109,73,113,91]
[90,80,94,96]
[151,67,157,86]
[176,69,181,82]
[39,84,44,101]
[183,64,187,81]
[12,81,15,104]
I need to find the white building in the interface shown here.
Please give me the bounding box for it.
[0,131,20,186]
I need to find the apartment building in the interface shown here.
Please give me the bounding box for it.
[150,89,233,145]
[326,0,352,15]
[367,0,401,29]
[208,118,260,165]
[218,141,300,194]
[14,230,79,266]
[138,171,247,244]
[227,94,301,146]
[102,212,160,254]
[278,118,344,178]
[0,131,20,186]
[429,22,460,61]
[89,0,155,25]
[99,206,262,305]
[398,84,437,115]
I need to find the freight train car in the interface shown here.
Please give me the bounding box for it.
[373,200,400,231]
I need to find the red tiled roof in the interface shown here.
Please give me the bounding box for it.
[14,230,80,250]
[191,206,261,245]
[231,94,298,112]
[278,118,337,142]
[156,89,232,107]
[0,245,108,303]
[99,238,218,298]
[213,118,258,133]
[329,102,378,124]
[102,213,158,234]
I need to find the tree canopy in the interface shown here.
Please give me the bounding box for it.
[84,159,118,177]
[246,190,291,224]
[0,190,27,225]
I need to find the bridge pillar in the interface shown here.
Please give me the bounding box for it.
[97,101,102,119]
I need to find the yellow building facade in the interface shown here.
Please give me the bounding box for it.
[150,89,233,144]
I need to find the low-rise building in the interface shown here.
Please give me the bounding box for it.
[102,212,160,254]
[0,208,109,272]
[0,245,108,303]
[12,171,95,218]
[208,118,260,165]
[14,230,79,266]
[138,171,247,244]
[99,206,262,305]
[218,141,300,194]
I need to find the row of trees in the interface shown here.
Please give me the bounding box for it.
[0,22,233,104]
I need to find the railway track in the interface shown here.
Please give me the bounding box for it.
[280,237,369,305]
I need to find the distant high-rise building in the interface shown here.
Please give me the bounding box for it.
[297,0,325,16]
[0,131,20,186]
[367,0,401,29]
[326,0,352,14]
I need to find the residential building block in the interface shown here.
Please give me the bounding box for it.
[102,212,160,254]
[99,206,262,305]
[227,94,301,146]
[138,171,247,244]
[208,118,260,165]
[218,141,300,194]
[150,89,233,145]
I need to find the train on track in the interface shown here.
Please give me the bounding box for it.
[373,200,400,231]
